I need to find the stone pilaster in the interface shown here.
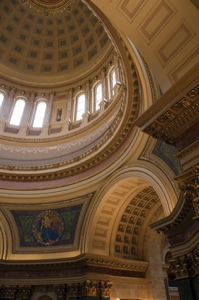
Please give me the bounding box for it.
[85,80,90,115]
[43,91,55,126]
[23,92,36,125]
[101,68,107,107]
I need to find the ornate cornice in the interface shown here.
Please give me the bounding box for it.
[0,254,148,284]
[150,165,199,235]
[141,85,199,145]
[176,139,199,160]
[133,65,199,147]
[169,246,199,279]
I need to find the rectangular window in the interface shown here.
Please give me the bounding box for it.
[56,109,62,121]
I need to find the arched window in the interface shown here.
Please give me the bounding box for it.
[76,94,85,121]
[95,83,102,111]
[110,69,116,97]
[33,101,47,128]
[10,99,26,126]
[0,92,4,109]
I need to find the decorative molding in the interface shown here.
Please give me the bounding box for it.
[169,246,199,279]
[117,0,146,24]
[150,165,199,235]
[144,86,199,145]
[139,0,176,44]
[171,45,199,82]
[0,254,148,284]
[156,22,194,65]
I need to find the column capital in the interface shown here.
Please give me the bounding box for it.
[0,286,17,300]
[18,286,32,300]
[54,284,66,300]
[99,281,112,298]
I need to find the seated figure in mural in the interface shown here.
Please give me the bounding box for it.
[36,214,58,243]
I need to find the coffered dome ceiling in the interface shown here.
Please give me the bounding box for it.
[0,0,111,85]
[0,0,142,189]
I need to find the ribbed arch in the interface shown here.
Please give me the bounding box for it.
[83,163,177,256]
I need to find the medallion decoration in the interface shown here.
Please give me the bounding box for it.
[21,0,75,15]
[32,210,64,245]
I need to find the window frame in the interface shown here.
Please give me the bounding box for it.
[74,93,86,121]
[0,91,5,110]
[93,82,102,112]
[9,98,26,126]
[32,100,47,128]
[109,68,116,98]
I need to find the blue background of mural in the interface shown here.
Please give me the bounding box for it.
[11,204,83,247]
[152,140,182,175]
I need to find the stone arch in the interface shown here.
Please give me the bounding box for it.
[84,162,177,256]
[0,211,12,260]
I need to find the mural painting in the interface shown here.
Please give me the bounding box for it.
[32,211,64,245]
[11,204,83,247]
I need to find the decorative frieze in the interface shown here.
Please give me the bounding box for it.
[54,281,112,299]
[133,63,199,149]
[144,93,199,145]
